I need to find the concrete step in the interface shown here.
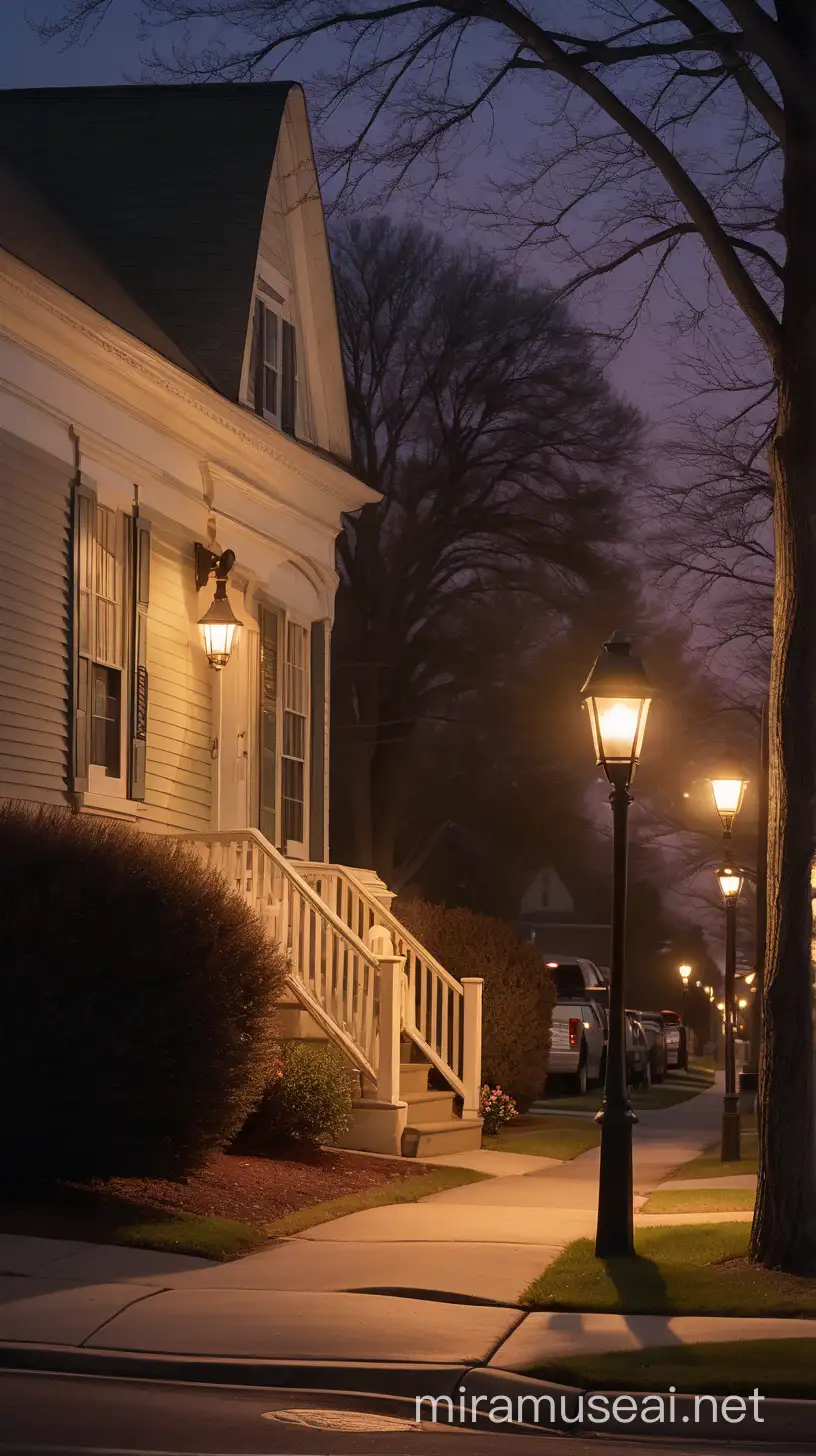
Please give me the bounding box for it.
[399,1061,430,1095]
[402,1118,483,1158]
[403,1089,456,1124]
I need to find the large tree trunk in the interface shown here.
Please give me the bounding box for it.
[752,49,816,1268]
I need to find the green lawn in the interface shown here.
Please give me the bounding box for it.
[264,1165,488,1237]
[118,1215,266,1260]
[521,1223,816,1317]
[668,1117,758,1181]
[485,1115,599,1161]
[642,1187,756,1215]
[541,1063,714,1116]
[520,1338,816,1398]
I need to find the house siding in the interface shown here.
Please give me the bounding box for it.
[0,428,70,807]
[140,526,214,833]
[258,171,293,282]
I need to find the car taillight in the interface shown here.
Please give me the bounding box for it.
[569,1017,582,1047]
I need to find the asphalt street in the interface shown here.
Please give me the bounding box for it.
[0,1373,788,1456]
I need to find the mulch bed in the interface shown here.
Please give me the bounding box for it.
[0,1144,431,1244]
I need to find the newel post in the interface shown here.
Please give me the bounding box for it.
[461,977,484,1121]
[376,953,405,1105]
[366,923,405,1107]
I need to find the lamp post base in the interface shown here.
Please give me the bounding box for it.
[594,1103,638,1259]
[721,1093,741,1162]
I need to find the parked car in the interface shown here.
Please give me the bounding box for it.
[632,1010,667,1083]
[662,1016,683,1070]
[626,1013,652,1089]
[549,999,606,1094]
[543,958,608,1000]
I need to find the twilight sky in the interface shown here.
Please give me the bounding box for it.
[0,0,684,429]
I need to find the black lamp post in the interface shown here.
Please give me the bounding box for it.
[716,866,744,1161]
[581,630,654,1259]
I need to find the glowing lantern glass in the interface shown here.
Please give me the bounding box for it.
[581,631,653,788]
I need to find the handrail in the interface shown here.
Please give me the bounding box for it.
[300,861,482,1110]
[180,830,381,1083]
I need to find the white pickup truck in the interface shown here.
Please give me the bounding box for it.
[548,999,606,1094]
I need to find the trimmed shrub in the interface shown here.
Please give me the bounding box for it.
[0,804,285,1186]
[237,1041,355,1148]
[394,899,555,1106]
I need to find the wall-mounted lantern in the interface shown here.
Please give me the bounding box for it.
[194,543,241,670]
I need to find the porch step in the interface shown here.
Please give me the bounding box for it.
[403,1088,456,1123]
[402,1118,483,1158]
[399,1061,430,1095]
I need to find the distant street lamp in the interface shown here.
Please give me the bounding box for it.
[708,762,749,840]
[716,866,745,1161]
[581,630,654,1259]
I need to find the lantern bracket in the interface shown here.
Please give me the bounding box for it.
[195,542,236,592]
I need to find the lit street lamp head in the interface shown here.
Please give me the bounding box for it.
[581,631,654,788]
[679,963,692,985]
[716,866,744,902]
[708,759,749,839]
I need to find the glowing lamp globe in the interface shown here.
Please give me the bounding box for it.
[716,867,744,903]
[708,761,748,839]
[198,580,241,670]
[581,631,654,788]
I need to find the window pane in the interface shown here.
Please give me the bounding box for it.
[263,365,278,417]
[281,621,308,846]
[91,664,122,776]
[282,757,304,844]
[263,306,279,367]
[93,506,123,668]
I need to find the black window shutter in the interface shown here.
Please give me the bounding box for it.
[128,515,151,801]
[309,620,328,859]
[249,298,264,415]
[69,479,96,798]
[281,321,297,436]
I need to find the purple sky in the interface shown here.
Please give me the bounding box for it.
[0,1,681,428]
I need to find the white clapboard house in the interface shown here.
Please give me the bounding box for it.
[0,83,482,1156]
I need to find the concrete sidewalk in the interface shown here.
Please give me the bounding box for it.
[0,1071,763,1371]
[0,1233,809,1374]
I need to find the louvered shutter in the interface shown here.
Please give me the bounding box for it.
[281,321,297,436]
[249,298,264,415]
[69,479,96,796]
[128,514,151,800]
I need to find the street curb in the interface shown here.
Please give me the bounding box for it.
[0,1342,468,1398]
[1,1342,814,1442]
[465,1366,816,1443]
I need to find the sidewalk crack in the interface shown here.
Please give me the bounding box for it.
[79,1284,167,1348]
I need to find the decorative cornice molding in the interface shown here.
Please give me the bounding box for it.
[0,250,376,516]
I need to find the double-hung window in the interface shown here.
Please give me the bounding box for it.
[78,502,125,779]
[71,484,151,801]
[251,294,297,436]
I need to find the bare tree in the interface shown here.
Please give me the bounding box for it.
[41,0,816,1272]
[330,217,639,880]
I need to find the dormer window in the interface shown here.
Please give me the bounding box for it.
[250,292,297,436]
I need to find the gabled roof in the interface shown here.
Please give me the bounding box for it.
[0,83,293,401]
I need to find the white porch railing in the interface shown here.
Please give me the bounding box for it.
[182,830,387,1089]
[300,862,483,1119]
